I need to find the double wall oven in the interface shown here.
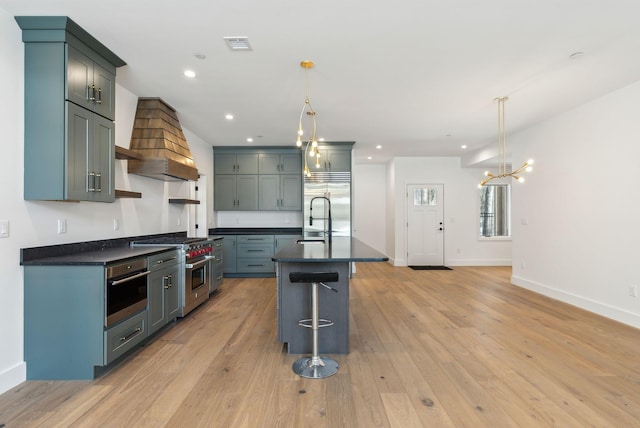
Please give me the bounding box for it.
[132,236,214,317]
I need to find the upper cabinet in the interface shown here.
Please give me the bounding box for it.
[214,148,302,212]
[16,16,126,202]
[259,153,302,175]
[313,148,351,172]
[67,45,116,120]
[215,153,259,175]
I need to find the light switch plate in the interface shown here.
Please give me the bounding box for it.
[0,220,9,238]
[57,218,67,234]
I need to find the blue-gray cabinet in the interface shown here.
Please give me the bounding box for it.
[211,238,224,292]
[221,235,237,274]
[24,264,147,380]
[314,147,351,172]
[214,175,259,210]
[258,152,302,174]
[214,152,259,174]
[16,16,125,202]
[258,175,302,211]
[147,251,181,336]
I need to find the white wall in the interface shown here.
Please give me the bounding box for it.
[352,164,386,253]
[388,157,512,266]
[511,79,640,328]
[0,9,214,394]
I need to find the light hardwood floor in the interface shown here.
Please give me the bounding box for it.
[2,263,640,427]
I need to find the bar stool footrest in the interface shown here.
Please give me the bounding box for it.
[297,318,334,328]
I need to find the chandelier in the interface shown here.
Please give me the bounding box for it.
[295,60,321,177]
[479,96,533,187]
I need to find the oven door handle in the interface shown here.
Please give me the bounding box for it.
[185,256,213,269]
[110,270,151,285]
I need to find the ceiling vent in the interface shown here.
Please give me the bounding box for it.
[224,36,251,50]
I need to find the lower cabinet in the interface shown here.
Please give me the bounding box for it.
[104,310,147,364]
[237,235,275,273]
[23,248,179,380]
[219,233,301,277]
[211,237,224,292]
[147,250,181,336]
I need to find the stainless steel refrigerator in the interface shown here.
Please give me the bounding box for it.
[303,180,351,239]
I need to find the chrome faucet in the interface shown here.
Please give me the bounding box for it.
[309,196,332,243]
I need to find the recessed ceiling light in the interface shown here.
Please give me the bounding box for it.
[318,137,325,142]
[184,70,196,78]
[246,137,253,143]
[225,114,234,120]
[376,145,382,149]
[461,145,467,149]
[367,156,373,160]
[224,37,251,50]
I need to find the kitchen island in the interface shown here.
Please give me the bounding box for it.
[273,237,388,354]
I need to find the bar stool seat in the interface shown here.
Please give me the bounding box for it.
[289,271,339,379]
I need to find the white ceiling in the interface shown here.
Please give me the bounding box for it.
[3,0,640,165]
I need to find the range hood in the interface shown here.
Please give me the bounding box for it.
[127,97,199,181]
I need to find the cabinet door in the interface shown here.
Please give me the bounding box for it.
[236,153,259,174]
[147,269,167,335]
[92,62,116,120]
[275,235,300,251]
[280,175,302,210]
[280,153,302,174]
[259,175,280,210]
[258,153,281,174]
[92,115,115,202]
[67,46,93,112]
[221,236,237,273]
[214,175,237,210]
[214,153,237,174]
[165,267,180,321]
[324,150,351,172]
[66,102,91,201]
[236,175,259,210]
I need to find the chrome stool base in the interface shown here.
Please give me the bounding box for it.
[292,356,339,379]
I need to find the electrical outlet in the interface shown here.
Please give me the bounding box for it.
[629,285,638,298]
[57,218,67,234]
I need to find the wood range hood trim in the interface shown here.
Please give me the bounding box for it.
[127,97,199,182]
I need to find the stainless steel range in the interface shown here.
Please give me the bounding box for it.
[131,236,213,317]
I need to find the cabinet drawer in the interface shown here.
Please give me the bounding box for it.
[237,257,275,272]
[213,249,224,266]
[148,250,180,270]
[104,310,147,364]
[237,235,275,245]
[237,244,273,258]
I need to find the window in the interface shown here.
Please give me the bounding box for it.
[479,184,510,238]
[413,188,437,206]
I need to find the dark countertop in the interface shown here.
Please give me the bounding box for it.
[21,246,175,266]
[209,227,303,235]
[272,237,388,263]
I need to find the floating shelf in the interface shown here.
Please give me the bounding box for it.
[168,198,200,205]
[115,146,142,160]
[115,190,142,199]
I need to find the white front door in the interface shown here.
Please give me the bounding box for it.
[407,184,444,266]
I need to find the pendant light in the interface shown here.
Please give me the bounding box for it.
[479,96,534,187]
[295,60,320,177]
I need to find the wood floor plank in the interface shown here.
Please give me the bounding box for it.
[3,263,640,427]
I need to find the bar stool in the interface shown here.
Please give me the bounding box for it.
[288,271,339,379]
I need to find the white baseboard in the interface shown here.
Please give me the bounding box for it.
[446,259,512,266]
[512,275,640,330]
[0,361,26,395]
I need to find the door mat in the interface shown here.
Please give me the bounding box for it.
[408,266,452,271]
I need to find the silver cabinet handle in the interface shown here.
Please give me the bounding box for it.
[120,327,142,342]
[88,172,96,192]
[156,256,178,264]
[111,270,151,285]
[96,88,102,104]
